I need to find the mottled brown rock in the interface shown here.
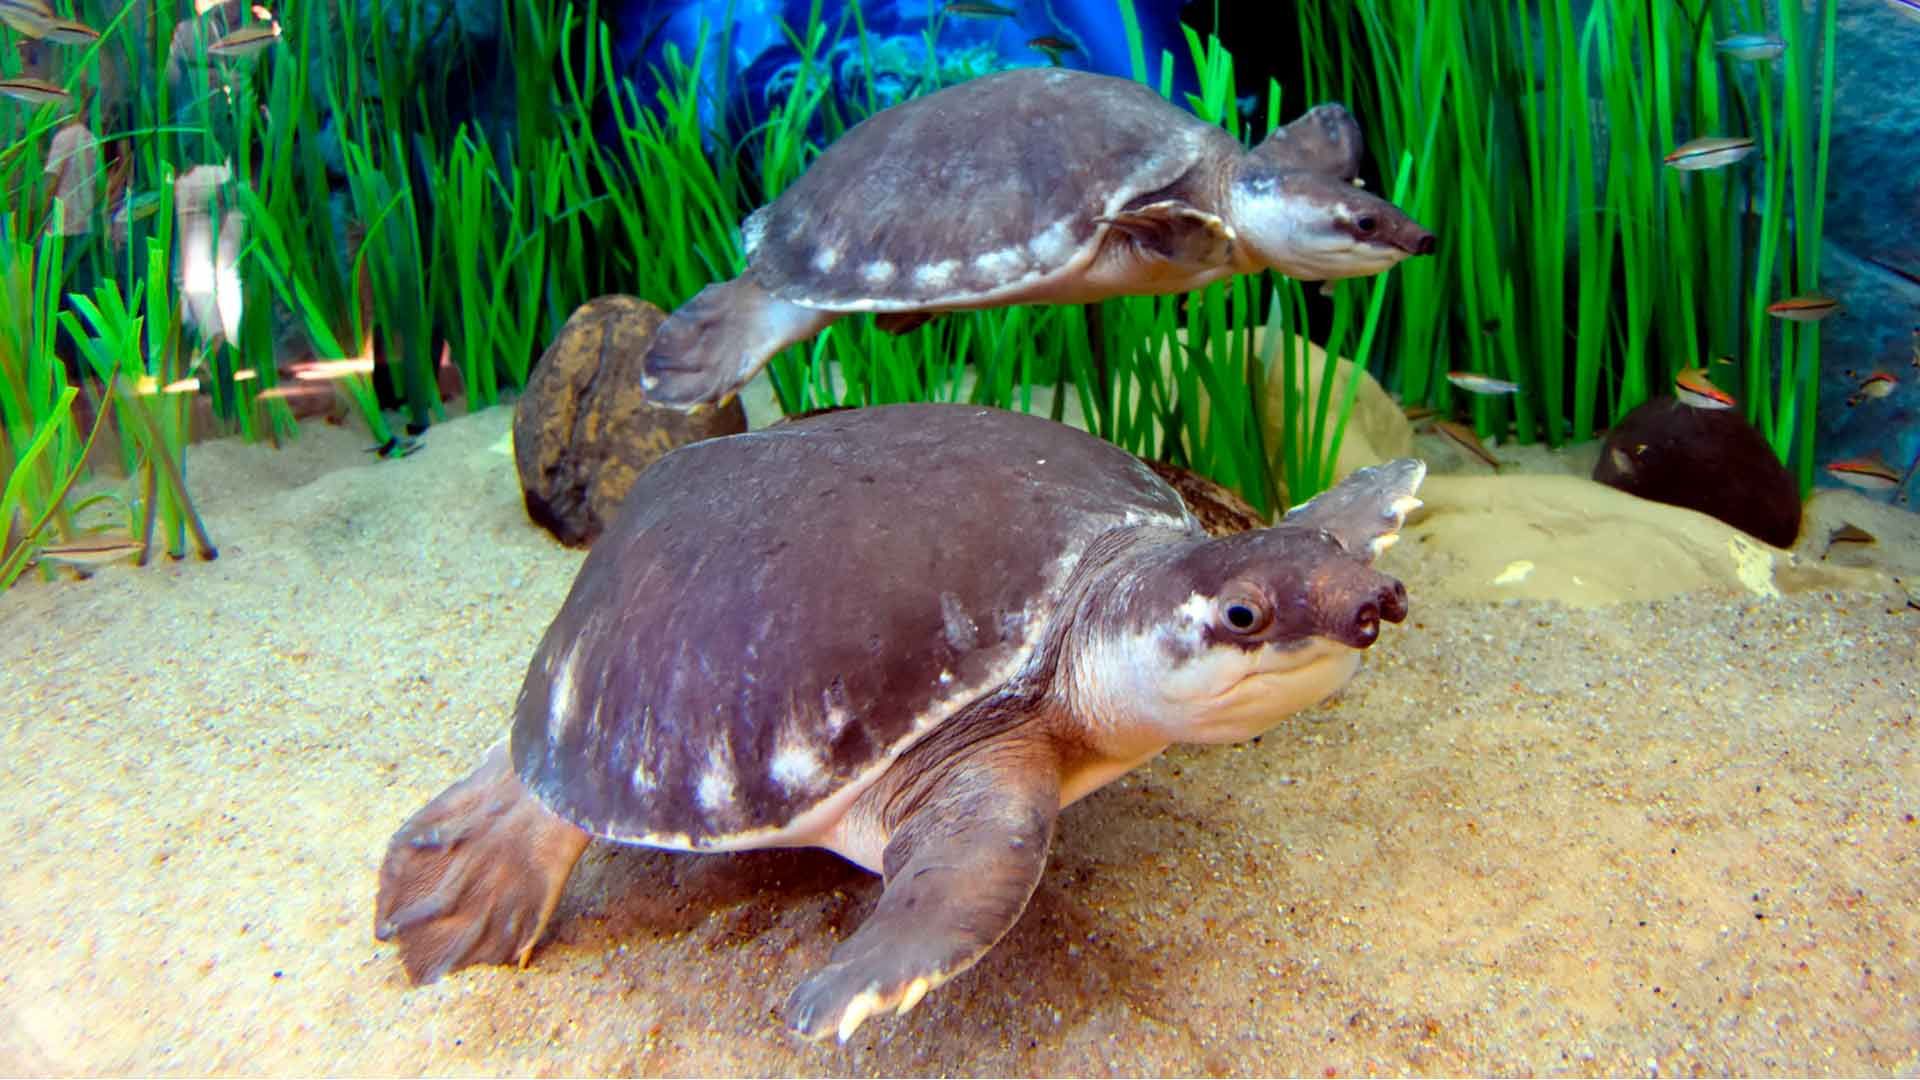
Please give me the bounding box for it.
[1593,396,1801,548]
[514,295,747,546]
[1141,460,1269,536]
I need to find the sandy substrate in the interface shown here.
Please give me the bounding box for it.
[1,403,1915,1076]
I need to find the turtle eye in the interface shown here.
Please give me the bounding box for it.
[1216,588,1271,636]
[1354,214,1378,235]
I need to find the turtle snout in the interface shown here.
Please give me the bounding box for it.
[1335,578,1408,649]
[1411,230,1438,256]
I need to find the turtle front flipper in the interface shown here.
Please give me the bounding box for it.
[374,741,590,984]
[1281,457,1427,561]
[1095,199,1237,273]
[1251,102,1366,181]
[784,739,1061,1043]
[639,273,838,409]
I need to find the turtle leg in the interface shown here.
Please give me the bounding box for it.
[784,739,1061,1043]
[1095,199,1237,272]
[374,741,590,984]
[872,310,934,335]
[639,273,837,409]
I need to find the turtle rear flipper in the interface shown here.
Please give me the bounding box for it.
[640,274,837,409]
[784,737,1061,1043]
[374,742,589,984]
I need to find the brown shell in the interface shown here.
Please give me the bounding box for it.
[509,404,1195,846]
[742,67,1235,311]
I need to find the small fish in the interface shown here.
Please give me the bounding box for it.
[0,75,72,107]
[1432,419,1502,470]
[291,358,376,379]
[1663,135,1756,171]
[0,0,54,37]
[1446,371,1519,395]
[1825,456,1901,491]
[1714,32,1785,60]
[1884,0,1920,23]
[40,17,99,43]
[1765,294,1841,321]
[254,383,326,402]
[178,203,245,346]
[1826,522,1876,547]
[367,434,423,458]
[34,534,145,570]
[109,190,163,230]
[1674,366,1735,409]
[1027,35,1074,61]
[207,24,280,58]
[945,0,1015,16]
[1848,370,1897,405]
[163,376,201,393]
[43,121,98,236]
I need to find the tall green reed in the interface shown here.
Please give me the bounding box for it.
[1298,0,1837,491]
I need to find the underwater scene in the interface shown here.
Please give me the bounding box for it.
[2,0,1918,1072]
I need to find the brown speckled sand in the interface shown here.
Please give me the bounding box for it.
[2,405,1915,1076]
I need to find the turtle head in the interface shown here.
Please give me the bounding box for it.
[1228,165,1436,281]
[1063,459,1424,750]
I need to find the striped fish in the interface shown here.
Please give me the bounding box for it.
[1663,135,1756,171]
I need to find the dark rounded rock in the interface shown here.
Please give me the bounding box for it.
[514,295,747,547]
[1593,397,1801,548]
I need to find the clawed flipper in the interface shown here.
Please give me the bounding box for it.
[374,741,590,984]
[1251,102,1366,181]
[1096,199,1236,272]
[783,742,1060,1043]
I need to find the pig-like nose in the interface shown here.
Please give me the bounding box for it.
[1338,579,1408,649]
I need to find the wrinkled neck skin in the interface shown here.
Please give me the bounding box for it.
[1047,525,1366,798]
[1222,153,1414,282]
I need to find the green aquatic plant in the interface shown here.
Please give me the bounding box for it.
[1296,0,1837,492]
[62,238,218,563]
[0,229,89,579]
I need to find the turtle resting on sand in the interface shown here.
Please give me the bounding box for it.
[375,403,1425,1043]
[639,67,1437,408]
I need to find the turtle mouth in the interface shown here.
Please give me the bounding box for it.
[1172,637,1365,744]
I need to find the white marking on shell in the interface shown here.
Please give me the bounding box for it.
[939,592,979,652]
[695,764,737,813]
[913,259,959,292]
[972,246,1026,280]
[547,641,580,742]
[1028,219,1077,265]
[812,246,841,273]
[742,207,770,258]
[597,512,1194,865]
[630,740,657,794]
[861,259,896,285]
[768,743,825,793]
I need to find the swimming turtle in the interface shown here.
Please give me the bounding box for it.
[639,67,1437,408]
[375,403,1424,1042]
